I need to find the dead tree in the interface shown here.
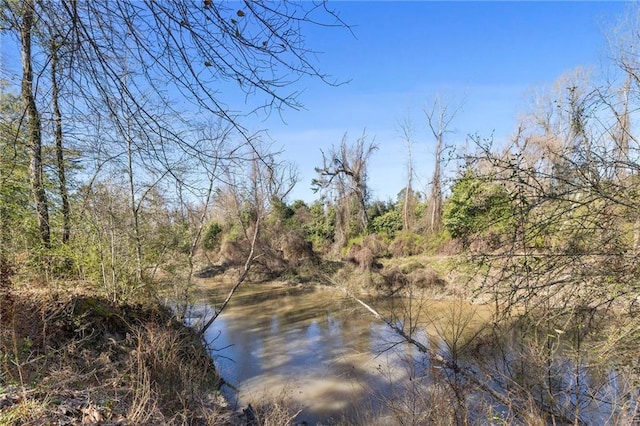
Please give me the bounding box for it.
[312,132,378,247]
[425,98,461,234]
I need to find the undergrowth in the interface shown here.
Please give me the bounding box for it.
[0,286,227,425]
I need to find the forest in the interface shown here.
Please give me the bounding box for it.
[1,1,640,425]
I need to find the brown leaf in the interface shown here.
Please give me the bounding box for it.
[82,404,103,424]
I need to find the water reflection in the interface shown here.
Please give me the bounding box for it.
[187,283,636,424]
[195,284,425,423]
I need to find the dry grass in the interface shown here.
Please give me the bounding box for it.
[278,231,316,267]
[245,389,303,426]
[218,239,248,267]
[0,287,228,425]
[388,232,426,257]
[407,267,445,289]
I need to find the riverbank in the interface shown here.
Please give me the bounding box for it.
[0,286,228,424]
[4,254,636,425]
[2,253,445,425]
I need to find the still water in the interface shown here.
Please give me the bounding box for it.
[188,282,489,424]
[184,281,637,424]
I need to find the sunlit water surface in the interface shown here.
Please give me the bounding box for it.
[185,282,638,424]
[187,283,489,424]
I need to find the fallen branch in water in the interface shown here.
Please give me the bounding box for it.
[329,277,585,425]
[199,217,261,337]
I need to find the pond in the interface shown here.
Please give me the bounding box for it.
[187,282,490,424]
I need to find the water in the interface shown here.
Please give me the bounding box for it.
[187,282,488,424]
[186,282,637,424]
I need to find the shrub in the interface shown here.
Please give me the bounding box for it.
[202,222,223,251]
[278,231,316,266]
[218,239,247,266]
[443,168,515,242]
[377,266,409,295]
[345,243,375,272]
[362,234,388,257]
[408,267,446,289]
[371,208,402,237]
[270,196,295,222]
[303,201,335,253]
[389,231,427,257]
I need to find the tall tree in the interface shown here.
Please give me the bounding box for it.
[19,0,50,247]
[50,38,71,244]
[1,0,347,282]
[313,132,377,247]
[425,98,461,234]
[398,116,416,231]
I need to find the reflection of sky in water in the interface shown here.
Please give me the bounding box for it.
[200,284,489,423]
[201,285,417,421]
[195,284,629,424]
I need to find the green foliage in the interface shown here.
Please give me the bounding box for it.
[303,201,335,252]
[443,168,515,240]
[202,222,223,251]
[371,209,402,238]
[290,199,308,211]
[414,200,428,221]
[424,230,452,255]
[270,196,295,222]
[240,203,258,228]
[367,199,395,223]
[0,87,34,255]
[343,234,365,255]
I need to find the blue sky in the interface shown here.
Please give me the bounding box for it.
[256,1,629,203]
[0,1,630,204]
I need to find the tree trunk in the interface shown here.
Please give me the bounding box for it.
[425,99,459,235]
[356,184,368,233]
[615,77,631,180]
[126,135,143,283]
[51,43,71,244]
[21,0,51,248]
[430,133,443,234]
[399,118,415,232]
[403,163,414,232]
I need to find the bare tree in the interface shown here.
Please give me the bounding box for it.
[604,7,640,250]
[398,116,416,231]
[425,98,461,234]
[49,40,71,245]
[464,62,640,327]
[198,141,297,333]
[55,0,349,156]
[607,2,640,88]
[1,0,349,269]
[312,132,378,248]
[612,77,632,181]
